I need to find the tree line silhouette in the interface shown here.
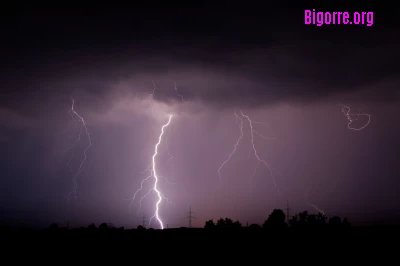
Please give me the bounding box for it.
[40,208,352,232]
[37,208,353,232]
[0,208,372,244]
[204,209,351,229]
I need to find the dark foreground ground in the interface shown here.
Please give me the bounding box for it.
[1,226,399,261]
[2,225,400,243]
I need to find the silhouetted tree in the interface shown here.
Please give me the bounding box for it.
[249,224,261,229]
[329,216,342,227]
[289,214,298,227]
[88,223,97,231]
[342,217,351,227]
[298,211,308,225]
[307,214,318,226]
[289,211,328,228]
[232,220,242,228]
[48,223,59,230]
[215,218,236,229]
[216,218,225,228]
[317,213,327,225]
[264,209,287,228]
[99,223,109,231]
[224,218,233,228]
[137,225,145,230]
[204,219,215,229]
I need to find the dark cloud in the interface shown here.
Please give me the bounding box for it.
[1,4,399,120]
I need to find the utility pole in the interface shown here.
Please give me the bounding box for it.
[284,200,291,224]
[141,213,148,228]
[186,206,195,228]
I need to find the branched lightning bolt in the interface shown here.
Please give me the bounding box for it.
[217,110,279,190]
[128,115,173,229]
[62,98,91,203]
[240,110,279,188]
[218,113,244,184]
[340,103,371,131]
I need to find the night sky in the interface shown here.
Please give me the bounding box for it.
[1,3,399,229]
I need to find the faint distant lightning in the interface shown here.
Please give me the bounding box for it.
[240,110,279,188]
[218,113,244,184]
[63,98,91,202]
[129,115,173,229]
[129,169,153,213]
[252,121,273,135]
[340,103,371,131]
[217,110,279,189]
[148,81,156,118]
[306,201,325,216]
[174,81,187,105]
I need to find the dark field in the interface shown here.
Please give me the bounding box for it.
[1,225,398,262]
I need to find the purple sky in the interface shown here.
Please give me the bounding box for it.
[0,3,399,228]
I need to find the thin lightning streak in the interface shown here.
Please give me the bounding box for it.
[158,175,176,185]
[60,118,74,135]
[141,156,175,184]
[251,162,259,184]
[218,113,244,184]
[240,110,279,188]
[137,187,154,214]
[159,191,175,207]
[306,201,325,216]
[128,172,153,212]
[252,121,273,134]
[252,130,276,141]
[339,103,371,131]
[65,98,92,203]
[140,164,153,174]
[174,81,187,105]
[129,115,173,229]
[58,110,79,154]
[66,124,84,171]
[148,81,156,118]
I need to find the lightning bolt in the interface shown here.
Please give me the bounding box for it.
[60,98,91,203]
[217,110,279,189]
[240,110,279,188]
[174,81,187,105]
[218,113,244,184]
[340,103,371,131]
[128,115,173,229]
[306,201,325,216]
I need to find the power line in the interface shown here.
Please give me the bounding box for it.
[186,206,195,228]
[284,200,291,224]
